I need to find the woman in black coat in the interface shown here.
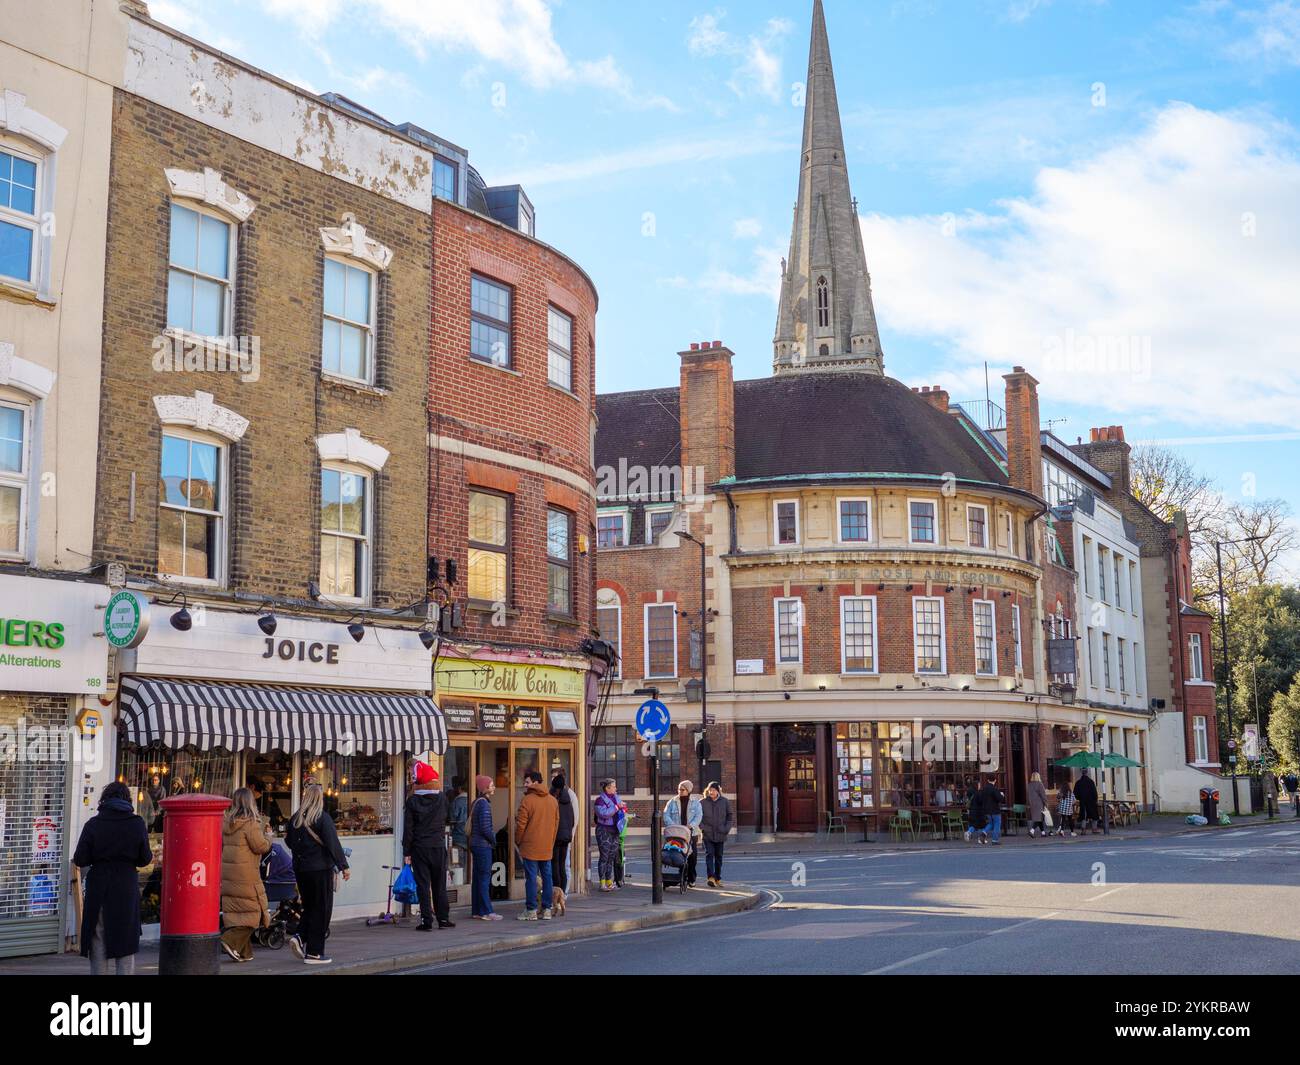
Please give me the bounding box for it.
[72,781,153,975]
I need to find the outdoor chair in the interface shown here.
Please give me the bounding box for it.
[823,809,847,836]
[888,809,917,842]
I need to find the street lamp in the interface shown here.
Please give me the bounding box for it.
[1213,534,1265,817]
[1093,714,1109,835]
[675,529,709,789]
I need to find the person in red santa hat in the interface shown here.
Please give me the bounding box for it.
[403,760,452,929]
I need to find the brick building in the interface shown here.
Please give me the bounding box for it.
[92,8,448,924]
[422,141,601,899]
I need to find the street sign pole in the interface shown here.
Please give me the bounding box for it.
[650,742,662,905]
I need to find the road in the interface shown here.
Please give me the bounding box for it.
[401,824,1300,974]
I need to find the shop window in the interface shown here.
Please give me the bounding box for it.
[245,752,293,831]
[547,305,573,391]
[158,432,225,584]
[644,602,677,678]
[591,726,636,794]
[470,273,512,368]
[875,721,998,809]
[546,506,573,616]
[909,500,936,544]
[322,256,375,383]
[468,489,510,604]
[834,722,875,810]
[167,201,233,337]
[311,752,394,836]
[0,398,31,558]
[320,466,370,602]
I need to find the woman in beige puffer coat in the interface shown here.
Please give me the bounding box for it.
[220,787,272,962]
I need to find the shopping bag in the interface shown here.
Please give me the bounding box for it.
[392,862,419,905]
[1042,809,1054,828]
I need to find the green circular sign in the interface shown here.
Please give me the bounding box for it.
[105,590,150,649]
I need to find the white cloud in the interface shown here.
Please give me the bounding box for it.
[732,218,763,239]
[697,242,786,298]
[1225,1,1300,67]
[686,9,793,103]
[858,104,1300,429]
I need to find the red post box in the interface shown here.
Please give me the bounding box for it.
[158,794,230,975]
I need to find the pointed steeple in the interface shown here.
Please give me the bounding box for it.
[773,0,884,376]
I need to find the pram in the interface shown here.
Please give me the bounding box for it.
[661,825,693,894]
[252,842,301,950]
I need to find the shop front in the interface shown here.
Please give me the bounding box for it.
[0,574,110,958]
[434,653,586,900]
[112,603,446,921]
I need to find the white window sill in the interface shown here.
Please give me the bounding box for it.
[164,326,237,350]
[157,573,224,590]
[321,372,388,397]
[547,381,580,401]
[469,357,521,377]
[0,278,56,309]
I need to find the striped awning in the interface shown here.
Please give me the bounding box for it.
[118,676,447,756]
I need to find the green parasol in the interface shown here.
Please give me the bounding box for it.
[1054,751,1143,769]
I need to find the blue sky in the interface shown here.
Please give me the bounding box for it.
[155,0,1300,568]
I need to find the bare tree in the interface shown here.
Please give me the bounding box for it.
[1130,444,1218,536]
[1193,499,1298,600]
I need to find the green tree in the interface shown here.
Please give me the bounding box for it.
[1270,678,1300,769]
[1224,584,1300,735]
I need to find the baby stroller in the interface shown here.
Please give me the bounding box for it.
[252,842,301,950]
[661,825,693,894]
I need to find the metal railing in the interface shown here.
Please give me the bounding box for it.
[955,399,1006,432]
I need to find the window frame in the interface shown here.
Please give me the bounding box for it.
[1188,633,1204,681]
[912,596,947,675]
[433,155,459,202]
[972,598,997,677]
[596,592,622,679]
[157,428,229,588]
[318,462,372,605]
[546,304,574,393]
[0,396,34,560]
[1082,536,1093,595]
[545,505,574,618]
[644,602,678,679]
[321,254,378,385]
[1102,632,1113,690]
[1098,544,1109,603]
[591,726,637,794]
[0,140,42,289]
[773,499,800,547]
[836,497,872,544]
[596,508,629,549]
[166,199,236,340]
[469,272,513,369]
[839,595,879,675]
[966,503,989,549]
[1192,716,1209,764]
[644,505,675,545]
[467,487,512,606]
[1011,603,1023,672]
[1118,637,1127,693]
[774,597,804,666]
[1113,553,1124,610]
[908,498,937,545]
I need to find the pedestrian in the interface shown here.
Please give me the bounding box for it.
[663,780,703,886]
[448,775,469,853]
[468,774,501,921]
[964,779,986,843]
[1074,770,1101,833]
[219,786,272,962]
[72,781,153,975]
[1055,780,1078,836]
[977,775,1004,844]
[550,773,576,899]
[403,761,453,931]
[284,781,350,965]
[594,778,622,892]
[515,769,560,920]
[1027,772,1049,838]
[248,776,285,832]
[699,781,734,887]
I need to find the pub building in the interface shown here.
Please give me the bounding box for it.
[110,600,446,922]
[433,649,585,901]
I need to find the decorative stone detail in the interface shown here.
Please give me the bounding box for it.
[319,213,393,272]
[316,427,389,472]
[0,341,56,399]
[164,167,257,222]
[0,89,67,151]
[153,391,249,441]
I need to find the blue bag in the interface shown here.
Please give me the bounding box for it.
[392,863,419,904]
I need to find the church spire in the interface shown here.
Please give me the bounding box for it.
[773,0,884,376]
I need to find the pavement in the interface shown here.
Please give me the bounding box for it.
[405,817,1300,975]
[0,881,760,977]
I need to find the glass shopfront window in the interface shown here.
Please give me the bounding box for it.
[314,752,394,837]
[834,722,1005,811]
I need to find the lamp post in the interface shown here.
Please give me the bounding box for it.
[1093,714,1109,835]
[1213,535,1265,817]
[675,530,709,788]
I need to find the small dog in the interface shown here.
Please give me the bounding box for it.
[551,886,567,916]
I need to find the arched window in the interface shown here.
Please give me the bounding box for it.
[816,276,829,328]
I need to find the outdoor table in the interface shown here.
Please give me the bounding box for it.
[849,812,877,842]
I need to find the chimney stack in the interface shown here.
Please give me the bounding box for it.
[679,342,736,489]
[912,384,950,413]
[1077,424,1132,495]
[1002,366,1044,498]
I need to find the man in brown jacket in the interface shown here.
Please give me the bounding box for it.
[515,770,560,921]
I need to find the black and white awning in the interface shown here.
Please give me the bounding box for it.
[118,676,447,756]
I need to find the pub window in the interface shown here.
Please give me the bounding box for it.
[597,510,627,548]
[0,398,32,559]
[913,596,946,674]
[596,595,622,678]
[320,466,370,602]
[546,506,573,617]
[468,489,510,604]
[838,498,871,543]
[159,431,225,585]
[591,726,636,794]
[967,504,988,548]
[774,597,803,665]
[909,500,936,544]
[322,256,375,384]
[547,305,573,391]
[167,201,234,337]
[773,499,800,546]
[973,599,996,676]
[470,273,512,368]
[840,596,877,674]
[644,602,677,678]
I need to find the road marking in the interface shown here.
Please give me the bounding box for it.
[865,947,950,974]
[1084,886,1127,902]
[986,911,1061,935]
[1266,829,1300,837]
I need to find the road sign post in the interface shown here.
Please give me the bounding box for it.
[635,694,670,905]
